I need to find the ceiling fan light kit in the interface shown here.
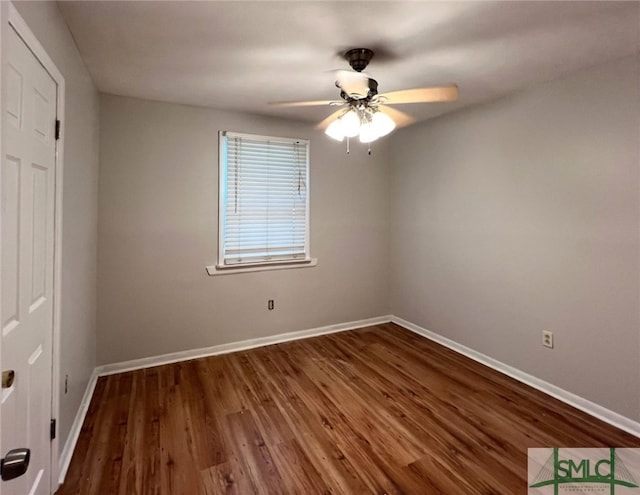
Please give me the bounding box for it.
[270,47,459,153]
[324,107,396,143]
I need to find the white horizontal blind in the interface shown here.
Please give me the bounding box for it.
[219,132,309,266]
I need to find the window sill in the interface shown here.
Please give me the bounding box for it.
[206,258,318,276]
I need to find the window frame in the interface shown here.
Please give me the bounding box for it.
[215,131,313,272]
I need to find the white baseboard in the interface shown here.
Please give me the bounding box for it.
[391,315,640,439]
[58,368,100,485]
[96,315,393,377]
[57,315,390,484]
[58,313,639,486]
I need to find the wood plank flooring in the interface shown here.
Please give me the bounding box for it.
[56,323,640,494]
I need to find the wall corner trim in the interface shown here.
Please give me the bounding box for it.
[391,315,640,439]
[57,368,100,486]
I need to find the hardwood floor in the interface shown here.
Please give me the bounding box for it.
[56,323,640,494]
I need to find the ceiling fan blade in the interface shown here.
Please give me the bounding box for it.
[378,106,415,128]
[379,85,458,105]
[269,99,337,108]
[315,109,345,130]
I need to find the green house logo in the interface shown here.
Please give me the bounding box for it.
[529,448,640,494]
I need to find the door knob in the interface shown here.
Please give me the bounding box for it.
[1,370,15,389]
[1,448,30,481]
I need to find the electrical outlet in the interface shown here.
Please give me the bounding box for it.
[268,299,274,311]
[542,330,554,349]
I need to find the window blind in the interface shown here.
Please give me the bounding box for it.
[219,132,310,266]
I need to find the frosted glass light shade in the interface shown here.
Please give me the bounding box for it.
[371,111,396,137]
[359,122,378,143]
[325,119,345,141]
[340,110,361,138]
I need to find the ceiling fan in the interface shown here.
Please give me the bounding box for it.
[270,48,459,146]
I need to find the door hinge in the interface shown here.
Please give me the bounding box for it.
[50,419,56,441]
[55,119,61,141]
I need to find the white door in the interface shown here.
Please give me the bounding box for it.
[1,24,57,495]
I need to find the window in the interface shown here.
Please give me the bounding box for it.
[217,131,310,269]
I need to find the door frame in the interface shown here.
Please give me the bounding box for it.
[0,3,65,493]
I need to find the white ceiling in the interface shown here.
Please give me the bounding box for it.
[57,1,639,126]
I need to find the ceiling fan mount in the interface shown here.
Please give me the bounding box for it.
[344,48,375,72]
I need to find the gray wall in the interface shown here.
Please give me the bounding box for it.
[98,95,390,364]
[390,55,640,421]
[12,1,100,452]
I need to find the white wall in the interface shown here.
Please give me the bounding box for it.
[98,95,390,364]
[11,1,99,452]
[390,55,640,421]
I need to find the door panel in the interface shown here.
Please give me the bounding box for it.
[1,156,19,333]
[29,164,48,307]
[1,25,56,495]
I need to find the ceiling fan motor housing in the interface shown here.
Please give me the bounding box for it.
[345,48,374,72]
